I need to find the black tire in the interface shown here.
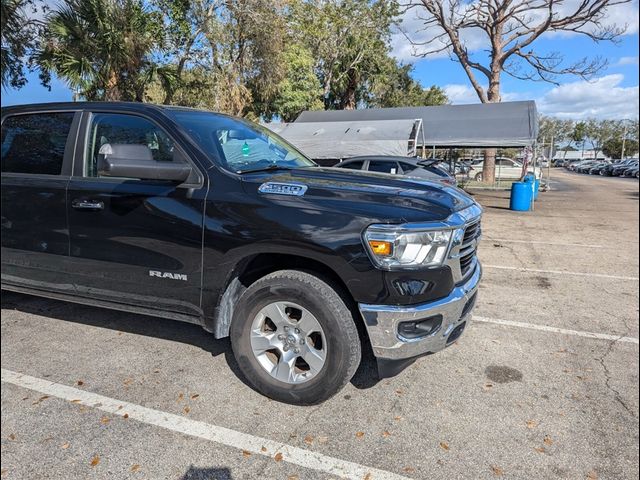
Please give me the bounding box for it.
[474,172,483,182]
[230,270,361,405]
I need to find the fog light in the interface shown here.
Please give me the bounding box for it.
[398,315,443,339]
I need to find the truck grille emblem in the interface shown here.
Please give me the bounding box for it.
[258,182,307,196]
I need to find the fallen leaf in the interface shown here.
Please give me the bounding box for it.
[123,413,129,419]
[61,443,70,449]
[70,399,81,404]
[395,389,404,395]
[587,470,598,480]
[287,476,300,480]
[242,450,251,458]
[526,420,538,429]
[130,464,140,472]
[191,394,200,399]
[90,455,100,467]
[317,436,329,444]
[76,380,84,386]
[261,447,267,452]
[32,395,50,405]
[394,416,403,421]
[304,435,314,445]
[543,435,553,446]
[177,393,184,402]
[534,447,546,453]
[484,383,494,390]
[403,467,416,474]
[491,465,504,476]
[78,406,87,413]
[183,406,190,414]
[274,452,283,462]
[355,431,365,438]
[382,431,392,438]
[364,474,372,480]
[100,416,110,425]
[439,441,450,451]
[153,369,160,373]
[123,378,133,386]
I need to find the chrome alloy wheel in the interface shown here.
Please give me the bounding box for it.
[250,301,327,384]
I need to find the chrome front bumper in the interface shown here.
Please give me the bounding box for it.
[359,262,481,360]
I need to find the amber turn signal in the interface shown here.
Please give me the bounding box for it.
[368,240,393,256]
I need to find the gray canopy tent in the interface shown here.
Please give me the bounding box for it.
[295,101,539,148]
[265,119,423,161]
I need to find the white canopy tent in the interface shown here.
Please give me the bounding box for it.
[265,119,423,161]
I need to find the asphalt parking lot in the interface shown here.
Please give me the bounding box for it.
[1,168,638,480]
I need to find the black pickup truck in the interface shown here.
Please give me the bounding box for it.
[1,102,482,404]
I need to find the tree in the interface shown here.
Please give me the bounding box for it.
[290,0,399,110]
[35,0,172,101]
[267,44,324,122]
[571,121,588,157]
[408,0,631,181]
[537,116,573,159]
[603,137,639,159]
[584,118,620,153]
[1,0,39,90]
[367,61,448,108]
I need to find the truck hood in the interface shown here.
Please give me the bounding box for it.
[241,166,477,223]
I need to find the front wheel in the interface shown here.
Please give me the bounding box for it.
[230,270,362,405]
[474,172,483,182]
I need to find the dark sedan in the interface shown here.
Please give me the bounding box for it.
[333,156,458,186]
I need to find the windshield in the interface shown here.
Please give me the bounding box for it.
[170,111,316,172]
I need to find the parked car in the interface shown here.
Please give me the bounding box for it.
[611,160,638,176]
[1,102,482,405]
[588,162,610,175]
[625,166,640,178]
[574,161,600,173]
[621,161,639,177]
[469,157,540,182]
[334,156,458,186]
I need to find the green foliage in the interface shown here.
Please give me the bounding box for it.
[35,0,170,101]
[602,137,639,159]
[367,62,447,108]
[1,0,38,90]
[267,44,323,122]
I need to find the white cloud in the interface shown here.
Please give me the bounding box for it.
[616,56,640,67]
[444,75,639,120]
[537,74,639,119]
[392,0,639,62]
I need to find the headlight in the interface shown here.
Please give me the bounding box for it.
[363,224,456,270]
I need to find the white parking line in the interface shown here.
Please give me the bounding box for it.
[473,316,639,345]
[0,369,410,480]
[483,264,640,281]
[483,238,607,249]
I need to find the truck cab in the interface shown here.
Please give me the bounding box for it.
[1,102,482,404]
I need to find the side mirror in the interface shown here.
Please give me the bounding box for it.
[98,144,192,182]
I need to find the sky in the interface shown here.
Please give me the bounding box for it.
[1,0,639,121]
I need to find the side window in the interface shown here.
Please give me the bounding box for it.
[86,113,182,178]
[1,112,74,175]
[368,161,398,174]
[341,161,363,170]
[399,162,418,173]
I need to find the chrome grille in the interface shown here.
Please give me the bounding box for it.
[459,220,481,278]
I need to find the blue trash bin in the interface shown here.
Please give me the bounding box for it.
[522,173,538,200]
[510,182,532,211]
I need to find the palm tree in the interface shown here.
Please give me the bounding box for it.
[35,0,175,101]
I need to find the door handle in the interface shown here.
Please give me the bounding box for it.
[72,199,104,211]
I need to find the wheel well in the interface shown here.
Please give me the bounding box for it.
[210,253,362,339]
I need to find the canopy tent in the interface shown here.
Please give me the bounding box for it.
[295,101,538,148]
[265,119,422,160]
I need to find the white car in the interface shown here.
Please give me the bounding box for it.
[470,157,540,181]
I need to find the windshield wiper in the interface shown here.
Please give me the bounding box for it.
[236,164,297,174]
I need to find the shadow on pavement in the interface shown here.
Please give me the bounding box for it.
[0,290,382,392]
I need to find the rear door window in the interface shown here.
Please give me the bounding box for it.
[368,161,399,174]
[341,161,364,170]
[1,112,74,175]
